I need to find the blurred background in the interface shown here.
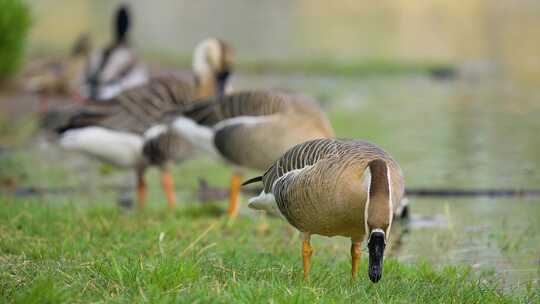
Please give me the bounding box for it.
[1,0,539,291]
[27,0,540,83]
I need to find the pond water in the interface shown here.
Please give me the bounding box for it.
[231,72,540,288]
[21,0,540,288]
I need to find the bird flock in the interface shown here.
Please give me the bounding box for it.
[34,5,406,283]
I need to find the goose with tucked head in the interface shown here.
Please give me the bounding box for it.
[191,38,234,98]
[81,4,148,101]
[244,138,405,282]
[52,38,234,209]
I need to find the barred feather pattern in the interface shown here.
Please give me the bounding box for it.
[56,76,197,135]
[260,138,404,237]
[182,90,292,126]
[179,90,334,170]
[98,76,198,134]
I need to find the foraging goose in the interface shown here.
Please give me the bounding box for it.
[24,33,91,111]
[81,5,148,101]
[152,90,334,216]
[55,39,234,209]
[244,138,405,282]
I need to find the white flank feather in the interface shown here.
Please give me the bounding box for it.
[247,190,276,210]
[170,117,220,158]
[213,115,273,131]
[248,190,283,218]
[248,165,312,218]
[143,124,168,140]
[59,126,143,168]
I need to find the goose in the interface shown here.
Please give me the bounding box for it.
[54,38,234,209]
[81,4,148,101]
[243,138,405,282]
[148,90,334,217]
[24,33,91,111]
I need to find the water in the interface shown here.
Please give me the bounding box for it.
[395,199,540,287]
[231,72,540,287]
[23,0,540,287]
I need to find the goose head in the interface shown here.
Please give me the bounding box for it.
[365,159,393,283]
[192,38,235,97]
[81,5,148,101]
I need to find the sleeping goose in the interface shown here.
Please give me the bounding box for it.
[244,138,405,282]
[55,38,234,209]
[148,90,334,217]
[81,4,148,101]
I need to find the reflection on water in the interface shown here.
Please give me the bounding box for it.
[25,0,540,287]
[389,199,540,287]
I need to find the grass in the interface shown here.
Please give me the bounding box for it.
[0,114,36,146]
[29,44,455,78]
[1,198,537,304]
[238,58,454,78]
[144,50,454,78]
[0,74,537,303]
[1,141,536,303]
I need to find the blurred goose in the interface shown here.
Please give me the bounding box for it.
[55,39,234,209]
[244,138,405,282]
[81,5,148,101]
[149,90,334,217]
[24,33,91,111]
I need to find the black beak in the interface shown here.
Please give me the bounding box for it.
[215,71,230,97]
[367,230,386,283]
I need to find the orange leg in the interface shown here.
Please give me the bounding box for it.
[227,172,242,217]
[161,170,176,210]
[137,171,146,210]
[302,234,313,280]
[351,242,362,279]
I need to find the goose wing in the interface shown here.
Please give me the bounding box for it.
[58,76,198,135]
[254,138,342,229]
[265,139,405,218]
[181,90,290,126]
[98,76,197,134]
[260,138,341,193]
[178,90,332,169]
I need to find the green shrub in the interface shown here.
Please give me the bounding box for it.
[0,0,31,81]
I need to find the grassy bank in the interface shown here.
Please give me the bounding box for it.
[144,51,455,78]
[0,197,537,303]
[26,47,454,78]
[1,70,537,303]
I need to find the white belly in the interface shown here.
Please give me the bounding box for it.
[59,126,144,168]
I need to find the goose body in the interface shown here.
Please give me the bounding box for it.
[246,138,404,282]
[57,76,196,165]
[154,90,334,215]
[81,5,148,101]
[55,39,234,208]
[59,126,144,168]
[173,90,334,169]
